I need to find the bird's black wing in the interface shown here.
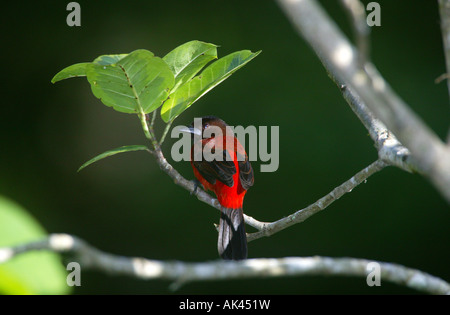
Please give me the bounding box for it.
[237,152,254,191]
[193,149,236,187]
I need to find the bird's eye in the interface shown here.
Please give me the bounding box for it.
[203,123,209,130]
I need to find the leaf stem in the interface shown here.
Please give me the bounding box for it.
[159,121,173,146]
[138,110,159,150]
[150,110,157,129]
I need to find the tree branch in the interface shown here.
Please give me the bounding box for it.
[149,145,222,211]
[1,233,449,294]
[339,0,370,67]
[143,117,386,240]
[277,0,450,203]
[439,0,450,102]
[280,0,416,173]
[438,0,450,144]
[338,82,417,173]
[247,159,386,242]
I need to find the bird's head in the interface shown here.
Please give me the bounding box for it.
[180,116,233,140]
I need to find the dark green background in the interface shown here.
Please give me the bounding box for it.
[2,0,449,294]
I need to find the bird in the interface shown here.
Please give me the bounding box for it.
[181,116,254,260]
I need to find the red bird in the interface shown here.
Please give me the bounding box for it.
[182,116,254,260]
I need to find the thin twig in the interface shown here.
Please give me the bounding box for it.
[438,0,450,101]
[1,234,449,294]
[435,72,450,84]
[336,0,416,172]
[142,123,386,240]
[438,0,450,144]
[338,83,417,173]
[340,0,370,68]
[149,145,221,211]
[138,110,155,144]
[159,121,173,146]
[280,0,416,173]
[247,159,386,242]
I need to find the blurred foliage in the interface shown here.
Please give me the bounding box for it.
[0,196,70,294]
[1,0,449,294]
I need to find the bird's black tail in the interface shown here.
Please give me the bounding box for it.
[218,208,247,260]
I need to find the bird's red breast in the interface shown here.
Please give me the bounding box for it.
[191,135,248,209]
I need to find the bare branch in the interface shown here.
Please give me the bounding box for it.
[438,0,450,101]
[144,122,387,240]
[280,0,416,173]
[150,146,221,210]
[277,0,450,203]
[338,83,417,173]
[435,72,450,84]
[247,159,386,242]
[1,234,449,294]
[335,0,416,172]
[339,0,370,67]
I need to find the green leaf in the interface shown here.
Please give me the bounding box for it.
[161,50,261,122]
[51,63,90,83]
[163,40,218,92]
[86,49,175,114]
[51,54,128,84]
[78,145,150,172]
[0,196,70,295]
[92,54,128,66]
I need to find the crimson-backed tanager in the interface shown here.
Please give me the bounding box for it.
[181,116,254,260]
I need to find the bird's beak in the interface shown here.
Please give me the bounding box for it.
[179,126,202,137]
